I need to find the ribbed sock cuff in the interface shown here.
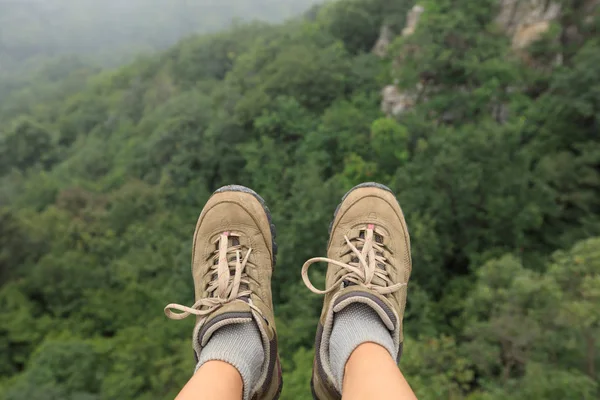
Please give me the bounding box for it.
[329,303,396,392]
[196,322,264,400]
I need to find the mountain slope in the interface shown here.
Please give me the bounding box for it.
[0,0,599,399]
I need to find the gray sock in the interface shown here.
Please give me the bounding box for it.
[196,322,264,400]
[329,303,397,392]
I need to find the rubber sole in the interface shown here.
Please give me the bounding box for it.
[213,185,278,267]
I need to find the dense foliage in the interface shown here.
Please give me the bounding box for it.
[1,0,599,399]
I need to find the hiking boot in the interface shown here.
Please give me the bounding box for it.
[302,182,412,399]
[165,185,282,400]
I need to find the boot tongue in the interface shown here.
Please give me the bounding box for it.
[331,287,397,331]
[197,300,254,347]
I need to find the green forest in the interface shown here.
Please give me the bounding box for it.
[1,0,599,399]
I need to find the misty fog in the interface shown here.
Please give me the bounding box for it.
[0,0,322,70]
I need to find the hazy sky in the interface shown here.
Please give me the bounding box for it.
[0,0,322,68]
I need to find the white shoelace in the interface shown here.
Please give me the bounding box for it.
[164,232,261,321]
[302,224,406,295]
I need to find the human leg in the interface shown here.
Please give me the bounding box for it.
[165,186,282,400]
[176,361,243,400]
[342,343,417,400]
[302,182,417,399]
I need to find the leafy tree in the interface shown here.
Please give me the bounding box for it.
[0,118,55,173]
[548,237,600,378]
[0,209,30,285]
[318,0,413,54]
[370,117,409,176]
[402,336,475,400]
[4,339,102,400]
[463,255,554,381]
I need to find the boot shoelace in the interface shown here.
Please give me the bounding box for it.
[164,232,261,321]
[302,224,406,295]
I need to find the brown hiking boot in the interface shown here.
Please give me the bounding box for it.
[302,182,412,399]
[165,185,282,400]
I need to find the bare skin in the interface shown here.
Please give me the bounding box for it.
[176,342,417,400]
[176,360,243,400]
[342,342,418,400]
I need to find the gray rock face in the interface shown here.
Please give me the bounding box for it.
[381,85,418,117]
[373,25,393,57]
[378,5,425,116]
[402,5,425,37]
[379,0,599,116]
[495,0,561,49]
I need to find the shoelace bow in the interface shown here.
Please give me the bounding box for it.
[164,232,261,321]
[302,224,406,295]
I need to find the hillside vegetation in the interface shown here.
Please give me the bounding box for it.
[0,0,599,399]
